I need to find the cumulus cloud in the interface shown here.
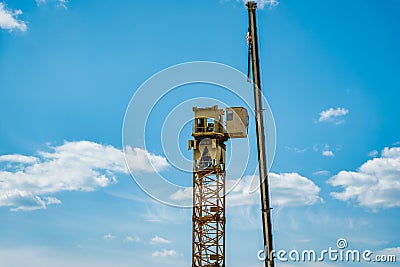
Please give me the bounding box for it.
[125,146,169,173]
[170,187,192,201]
[229,173,322,207]
[151,249,177,257]
[329,146,400,209]
[0,191,62,212]
[170,172,322,208]
[318,107,349,124]
[103,233,115,240]
[151,236,171,245]
[0,154,38,164]
[124,235,140,243]
[318,144,335,157]
[0,140,168,211]
[322,150,335,157]
[0,2,27,32]
[368,150,378,157]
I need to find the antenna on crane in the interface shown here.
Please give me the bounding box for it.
[246,1,275,267]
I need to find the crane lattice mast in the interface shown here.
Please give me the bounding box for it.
[189,106,249,267]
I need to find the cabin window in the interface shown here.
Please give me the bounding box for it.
[207,118,214,132]
[227,110,233,121]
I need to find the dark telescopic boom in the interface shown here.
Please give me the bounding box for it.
[246,2,275,267]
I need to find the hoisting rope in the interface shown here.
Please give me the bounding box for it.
[246,31,252,82]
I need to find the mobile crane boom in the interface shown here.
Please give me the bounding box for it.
[246,2,275,267]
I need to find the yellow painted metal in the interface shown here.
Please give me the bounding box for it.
[189,105,248,267]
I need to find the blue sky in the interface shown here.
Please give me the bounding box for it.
[1,0,400,266]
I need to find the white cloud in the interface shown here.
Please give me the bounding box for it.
[318,107,349,124]
[285,146,307,153]
[294,148,306,153]
[313,170,331,176]
[0,3,27,32]
[242,0,279,9]
[322,150,334,157]
[368,150,378,157]
[170,187,192,201]
[151,249,177,257]
[231,173,322,207]
[170,173,322,208]
[0,191,62,212]
[321,144,335,157]
[124,146,169,173]
[45,196,62,205]
[123,235,140,243]
[0,154,38,164]
[151,236,171,245]
[103,233,115,240]
[329,146,400,209]
[57,0,68,9]
[393,141,400,146]
[376,247,400,260]
[36,0,69,9]
[0,140,168,211]
[142,202,190,224]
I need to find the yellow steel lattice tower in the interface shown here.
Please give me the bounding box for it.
[189,105,248,267]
